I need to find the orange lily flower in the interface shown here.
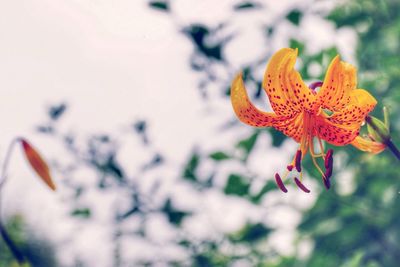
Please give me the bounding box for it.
[231,48,385,192]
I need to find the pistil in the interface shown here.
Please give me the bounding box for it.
[273,110,335,193]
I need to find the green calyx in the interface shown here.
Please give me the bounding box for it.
[366,107,391,143]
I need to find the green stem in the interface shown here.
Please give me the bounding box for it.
[0,221,26,264]
[0,138,27,265]
[0,138,19,189]
[385,139,400,161]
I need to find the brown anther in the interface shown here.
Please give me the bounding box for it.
[274,173,288,193]
[294,177,310,193]
[324,149,333,169]
[323,177,331,190]
[324,149,334,179]
[295,150,302,172]
[309,81,323,90]
[324,167,333,179]
[287,165,294,171]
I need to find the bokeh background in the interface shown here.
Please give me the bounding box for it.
[1,0,400,266]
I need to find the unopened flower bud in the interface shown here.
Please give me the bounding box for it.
[366,115,390,143]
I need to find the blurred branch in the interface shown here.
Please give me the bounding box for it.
[0,138,19,189]
[0,138,27,265]
[0,222,26,265]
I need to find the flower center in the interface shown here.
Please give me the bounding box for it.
[274,111,334,193]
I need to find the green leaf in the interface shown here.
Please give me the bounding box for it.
[183,152,200,182]
[209,151,231,161]
[233,2,262,11]
[340,251,364,267]
[224,174,250,196]
[270,129,286,147]
[286,9,303,25]
[149,1,169,12]
[162,199,190,226]
[71,208,91,218]
[236,131,259,160]
[241,66,252,81]
[230,223,271,243]
[250,181,276,203]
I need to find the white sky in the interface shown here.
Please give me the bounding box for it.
[0,0,356,266]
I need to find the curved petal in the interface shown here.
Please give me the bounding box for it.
[231,73,291,127]
[315,56,356,112]
[350,136,386,154]
[327,89,377,126]
[315,88,377,146]
[263,48,315,116]
[315,114,360,146]
[274,113,303,143]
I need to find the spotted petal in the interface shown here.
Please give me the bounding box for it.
[274,113,303,143]
[326,89,377,127]
[263,48,316,116]
[231,73,289,127]
[315,114,360,146]
[314,86,377,146]
[315,56,356,112]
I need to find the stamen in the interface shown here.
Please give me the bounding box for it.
[309,81,323,91]
[287,165,293,171]
[323,177,331,190]
[309,136,328,180]
[274,173,288,193]
[294,177,310,193]
[323,153,332,189]
[310,152,326,178]
[324,149,333,169]
[325,167,332,179]
[295,150,302,172]
[324,149,333,179]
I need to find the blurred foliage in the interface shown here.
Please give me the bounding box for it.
[178,0,400,266]
[224,174,251,196]
[233,2,263,11]
[148,1,169,12]
[295,1,400,267]
[0,216,25,267]
[286,9,303,26]
[229,222,271,243]
[0,216,56,267]
[3,0,400,266]
[71,208,92,219]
